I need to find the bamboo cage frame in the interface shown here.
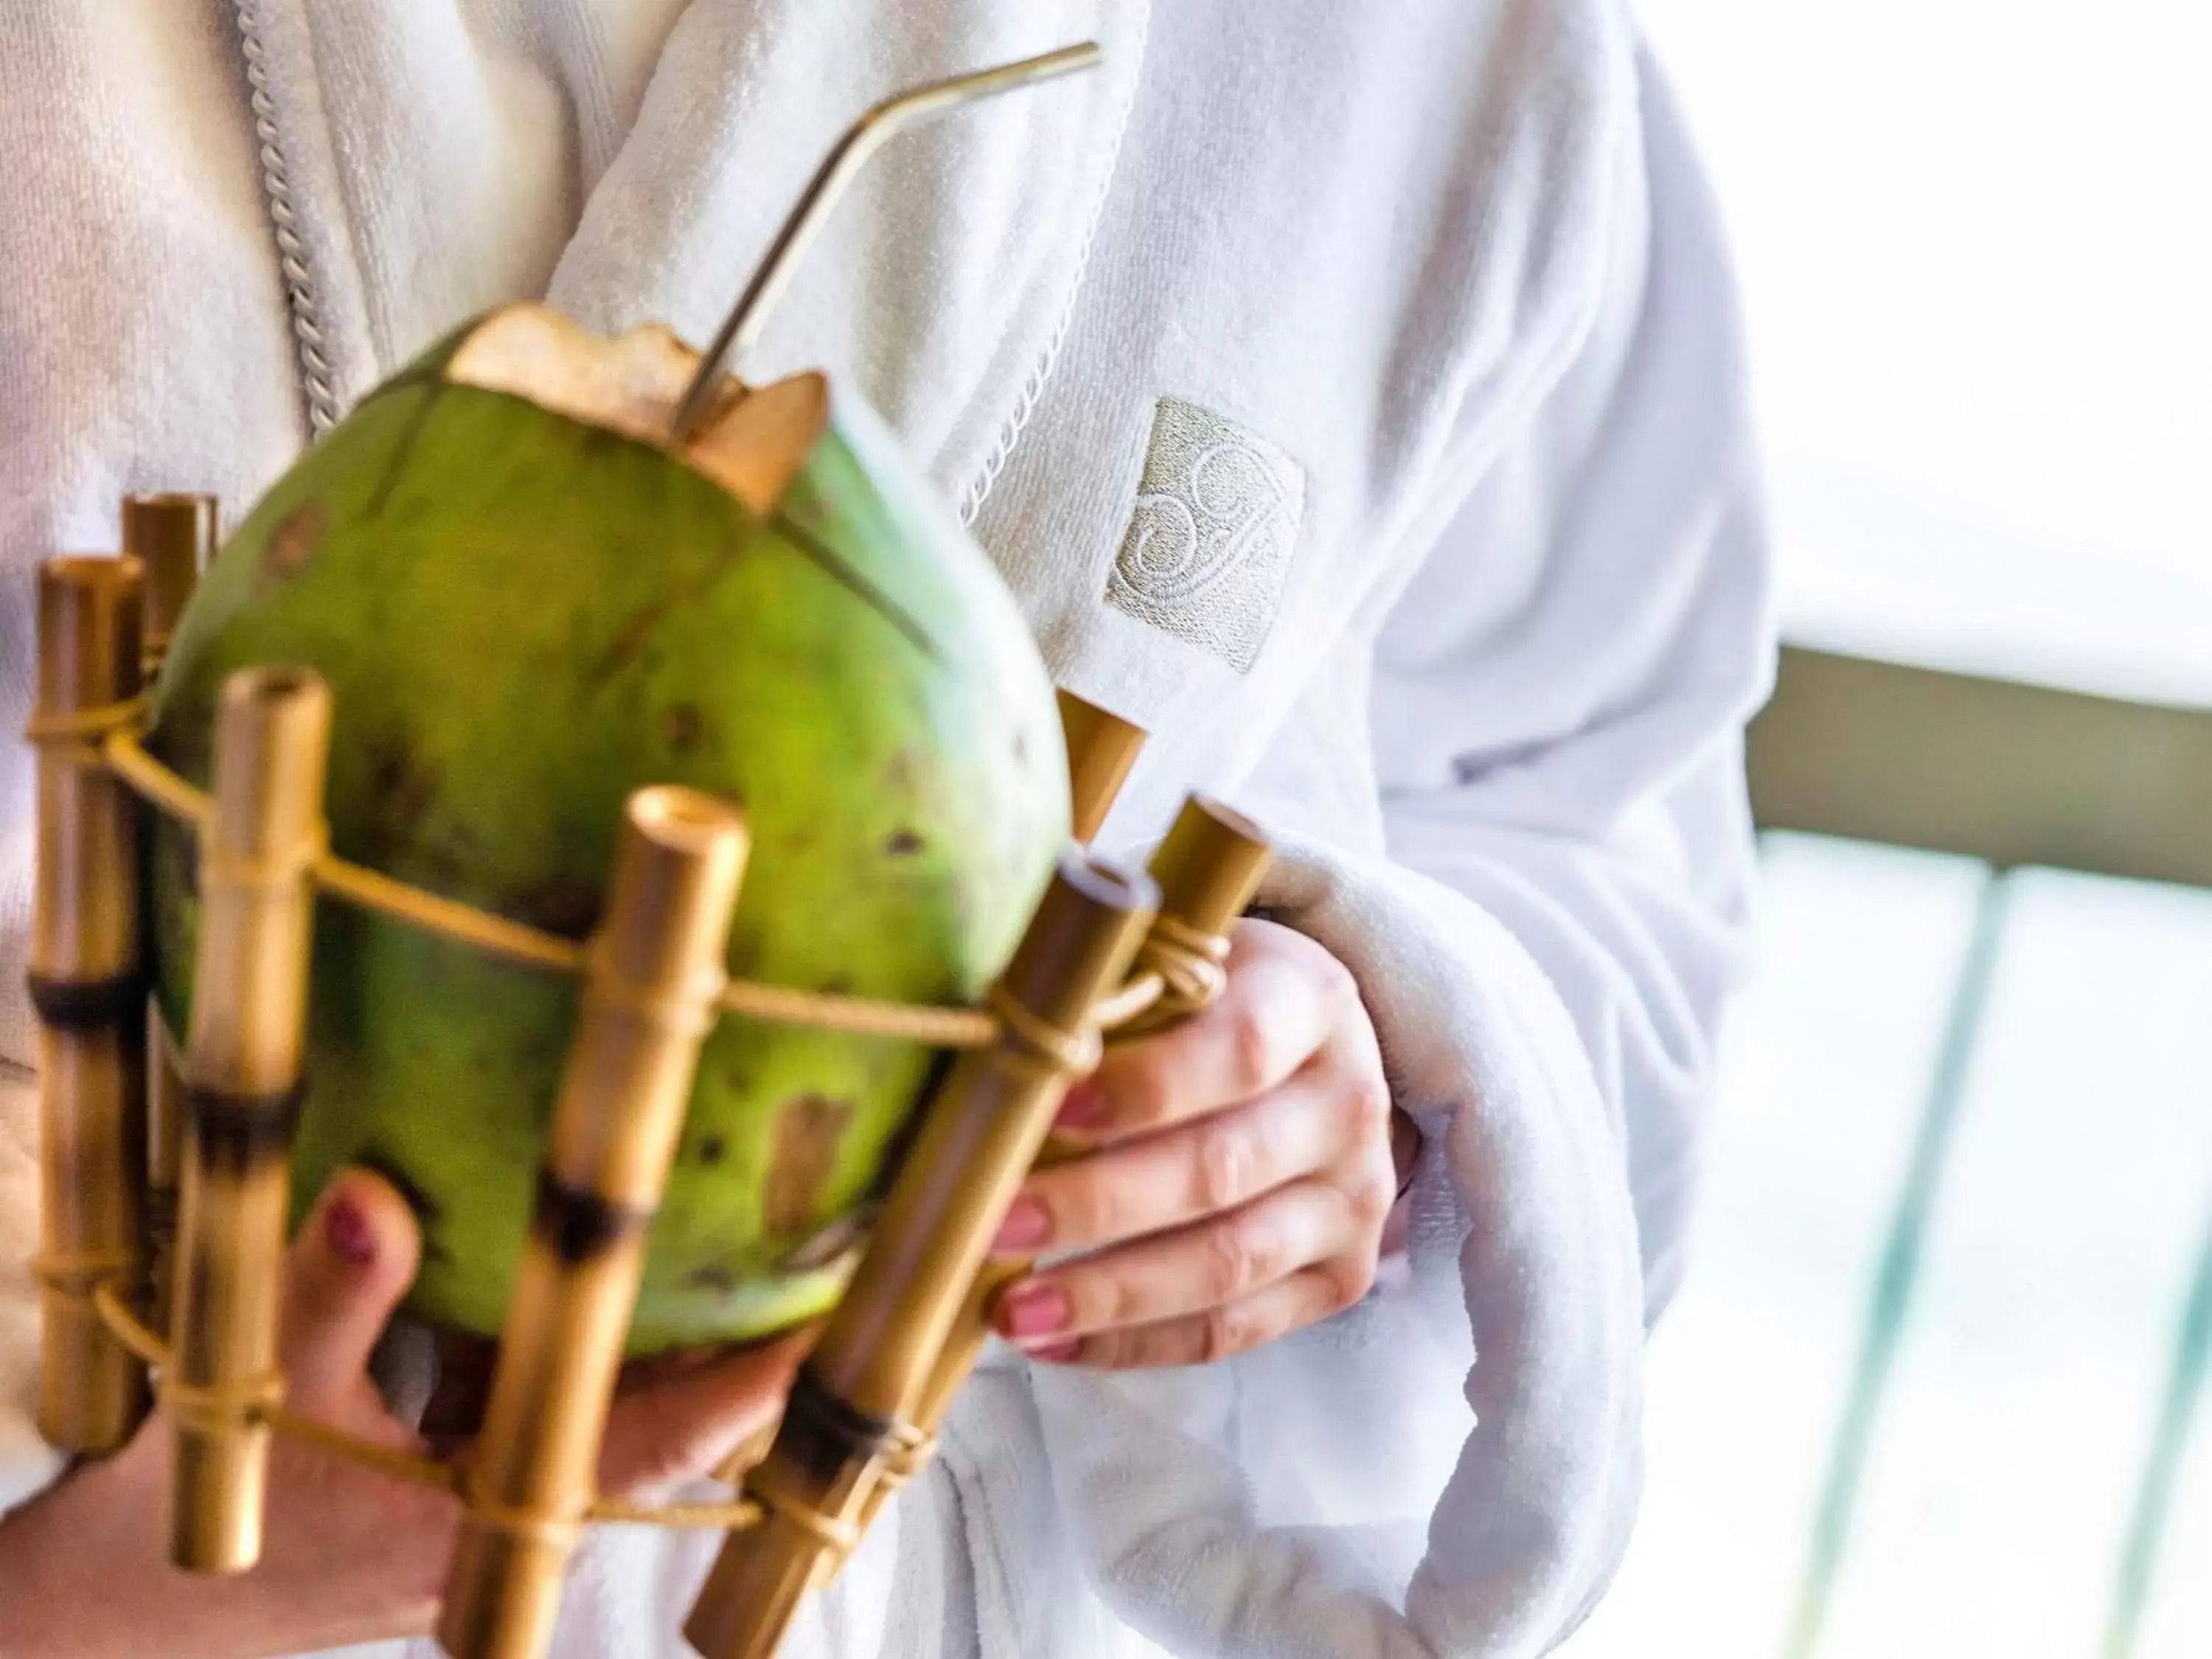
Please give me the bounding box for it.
[20,41,1274,1658]
[28,542,1265,1657]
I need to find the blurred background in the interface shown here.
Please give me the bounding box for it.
[1565,4,2212,1656]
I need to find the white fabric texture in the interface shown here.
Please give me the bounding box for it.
[0,2,1773,1655]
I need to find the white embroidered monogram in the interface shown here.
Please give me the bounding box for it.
[1106,396,1305,672]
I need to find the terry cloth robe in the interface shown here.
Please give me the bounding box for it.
[0,2,1773,1655]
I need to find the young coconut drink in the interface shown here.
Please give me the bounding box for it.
[145,302,1070,1355]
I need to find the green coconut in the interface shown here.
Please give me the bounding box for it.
[146,305,1068,1353]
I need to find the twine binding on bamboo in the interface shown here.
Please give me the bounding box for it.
[1132,911,1231,1016]
[32,1248,142,1295]
[751,1482,863,1557]
[82,1284,768,1529]
[24,703,1012,1049]
[21,704,1200,1054]
[161,1368,289,1437]
[29,695,1225,1543]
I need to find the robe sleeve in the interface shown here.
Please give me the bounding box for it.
[1032,44,1775,1656]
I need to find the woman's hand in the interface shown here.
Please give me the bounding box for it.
[0,1169,802,1659]
[990,918,1413,1369]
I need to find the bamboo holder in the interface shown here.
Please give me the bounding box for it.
[29,557,152,1455]
[124,493,213,1332]
[685,852,1159,1659]
[1054,690,1146,844]
[167,666,332,1573]
[894,795,1272,1489]
[439,786,751,1659]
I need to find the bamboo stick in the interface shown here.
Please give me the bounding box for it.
[818,703,1205,1549]
[438,785,751,1659]
[697,688,1152,1501]
[123,493,212,1335]
[122,491,215,672]
[888,795,1271,1506]
[145,1014,188,1340]
[685,852,1158,1659]
[167,666,332,1573]
[29,555,151,1455]
[1055,690,1147,844]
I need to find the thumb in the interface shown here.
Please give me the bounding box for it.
[279,1166,423,1410]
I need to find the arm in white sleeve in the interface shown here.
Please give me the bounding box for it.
[1367,41,1773,1319]
[1034,45,1773,1659]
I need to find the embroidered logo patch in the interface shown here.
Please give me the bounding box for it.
[1106,397,1304,672]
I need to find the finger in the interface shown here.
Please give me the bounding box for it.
[996,1067,1351,1256]
[280,1167,424,1408]
[618,1341,743,1390]
[597,1330,810,1500]
[1061,924,1354,1141]
[1026,1264,1367,1371]
[996,1178,1361,1345]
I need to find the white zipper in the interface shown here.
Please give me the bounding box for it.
[236,0,342,439]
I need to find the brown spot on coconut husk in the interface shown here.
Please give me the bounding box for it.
[764,1093,852,1236]
[362,727,442,852]
[885,828,925,857]
[663,701,706,754]
[507,877,601,939]
[264,500,325,581]
[727,930,762,979]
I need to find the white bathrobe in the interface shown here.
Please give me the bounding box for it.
[0,2,1773,1655]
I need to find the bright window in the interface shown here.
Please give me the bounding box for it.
[1642,0,2212,705]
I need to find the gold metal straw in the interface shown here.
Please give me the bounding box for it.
[667,42,1102,443]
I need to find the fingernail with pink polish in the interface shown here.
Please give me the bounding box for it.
[1054,1081,1106,1132]
[998,1283,1070,1341]
[327,1195,376,1266]
[992,1198,1051,1253]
